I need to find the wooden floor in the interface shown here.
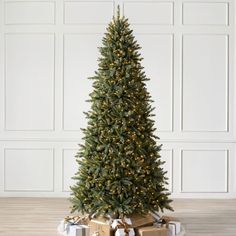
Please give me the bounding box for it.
[0,198,236,236]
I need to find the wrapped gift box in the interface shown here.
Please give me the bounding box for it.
[57,215,90,236]
[160,216,181,236]
[136,226,168,236]
[168,221,181,236]
[57,222,89,236]
[111,218,132,229]
[155,216,181,236]
[128,214,154,228]
[111,218,135,236]
[67,225,90,236]
[115,228,135,236]
[89,217,114,236]
[57,220,67,235]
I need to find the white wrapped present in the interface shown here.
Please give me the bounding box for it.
[111,218,134,236]
[57,216,90,236]
[115,228,135,236]
[57,222,89,236]
[57,220,68,235]
[168,221,181,236]
[67,225,90,236]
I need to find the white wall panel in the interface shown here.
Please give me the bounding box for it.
[181,150,228,193]
[4,149,54,191]
[182,35,228,132]
[4,1,55,25]
[123,2,173,25]
[161,149,173,192]
[63,34,101,130]
[64,1,114,24]
[5,34,55,131]
[137,34,173,132]
[183,2,228,25]
[62,149,77,192]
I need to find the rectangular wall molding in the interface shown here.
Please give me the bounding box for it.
[64,1,115,25]
[181,34,229,133]
[4,148,55,192]
[182,2,229,26]
[4,1,55,25]
[180,149,229,193]
[63,33,102,131]
[123,1,174,25]
[62,149,77,192]
[4,33,55,131]
[161,149,173,192]
[137,34,174,132]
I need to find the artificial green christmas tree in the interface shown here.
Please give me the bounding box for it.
[70,7,173,218]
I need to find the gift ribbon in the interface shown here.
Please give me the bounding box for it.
[155,218,167,227]
[64,215,89,225]
[116,219,132,236]
[92,231,100,236]
[161,216,173,223]
[168,222,177,235]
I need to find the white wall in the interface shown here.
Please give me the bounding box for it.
[0,0,235,198]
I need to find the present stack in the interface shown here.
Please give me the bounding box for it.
[57,213,183,236]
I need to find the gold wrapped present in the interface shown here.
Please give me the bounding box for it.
[89,217,114,236]
[136,226,168,236]
[128,214,154,228]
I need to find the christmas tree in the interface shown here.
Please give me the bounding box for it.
[70,7,173,218]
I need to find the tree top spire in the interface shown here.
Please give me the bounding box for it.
[116,5,121,19]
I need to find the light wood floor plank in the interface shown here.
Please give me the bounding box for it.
[0,198,236,236]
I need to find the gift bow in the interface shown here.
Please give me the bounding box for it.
[160,216,173,223]
[64,215,89,225]
[116,219,132,236]
[92,231,100,236]
[154,218,167,228]
[159,218,167,225]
